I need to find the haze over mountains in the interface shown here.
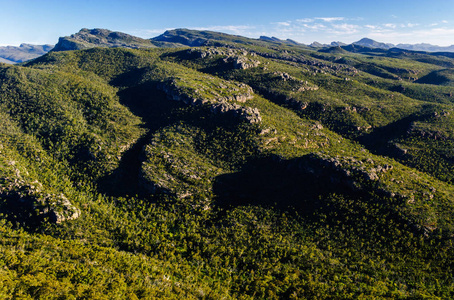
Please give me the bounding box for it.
[0,43,54,64]
[2,28,454,64]
[1,27,454,298]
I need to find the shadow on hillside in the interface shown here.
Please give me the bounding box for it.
[211,154,421,238]
[212,155,366,217]
[357,108,435,158]
[97,77,255,198]
[97,81,182,197]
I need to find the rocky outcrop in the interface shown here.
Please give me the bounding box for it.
[271,71,319,91]
[224,55,261,70]
[152,29,209,47]
[157,79,260,124]
[0,166,80,224]
[53,28,156,52]
[210,102,262,123]
[295,153,393,191]
[139,126,222,210]
[251,50,359,76]
[186,47,233,58]
[185,47,261,70]
[52,37,88,51]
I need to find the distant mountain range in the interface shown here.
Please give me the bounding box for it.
[1,28,454,64]
[0,44,53,64]
[310,37,454,52]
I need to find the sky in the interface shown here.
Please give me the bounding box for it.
[1,0,454,46]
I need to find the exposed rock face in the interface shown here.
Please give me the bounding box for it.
[225,55,261,70]
[52,28,156,51]
[0,168,80,224]
[185,47,261,70]
[153,29,209,47]
[139,126,222,210]
[187,47,230,58]
[157,78,261,124]
[302,154,394,184]
[210,102,262,124]
[52,37,88,51]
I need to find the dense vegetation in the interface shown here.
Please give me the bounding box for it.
[1,29,454,299]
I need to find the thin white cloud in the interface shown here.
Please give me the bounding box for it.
[133,17,454,47]
[406,23,419,28]
[368,27,454,46]
[442,20,449,24]
[365,25,378,30]
[316,17,345,22]
[296,18,314,23]
[128,28,175,37]
[303,23,327,30]
[274,22,291,26]
[415,27,454,39]
[398,23,419,28]
[192,25,256,35]
[193,25,255,31]
[329,23,360,34]
[130,25,257,38]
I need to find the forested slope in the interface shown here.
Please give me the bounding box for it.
[0,29,454,299]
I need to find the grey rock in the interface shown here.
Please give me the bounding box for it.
[157,79,260,124]
[53,28,156,52]
[1,176,80,224]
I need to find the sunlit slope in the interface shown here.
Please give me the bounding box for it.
[0,36,453,298]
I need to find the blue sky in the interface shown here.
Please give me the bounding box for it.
[1,0,454,46]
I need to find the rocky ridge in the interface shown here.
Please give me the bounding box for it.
[52,28,156,51]
[157,75,261,124]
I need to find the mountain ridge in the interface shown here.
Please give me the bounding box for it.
[0,43,53,64]
[309,37,454,52]
[52,28,157,51]
[3,28,454,66]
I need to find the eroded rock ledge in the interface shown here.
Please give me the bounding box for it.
[157,79,261,124]
[0,165,80,224]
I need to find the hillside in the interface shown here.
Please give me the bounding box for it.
[1,29,454,299]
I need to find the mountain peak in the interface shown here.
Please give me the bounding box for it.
[259,36,282,42]
[52,28,156,51]
[310,41,325,48]
[353,37,394,49]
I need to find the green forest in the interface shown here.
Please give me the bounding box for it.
[0,28,454,299]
